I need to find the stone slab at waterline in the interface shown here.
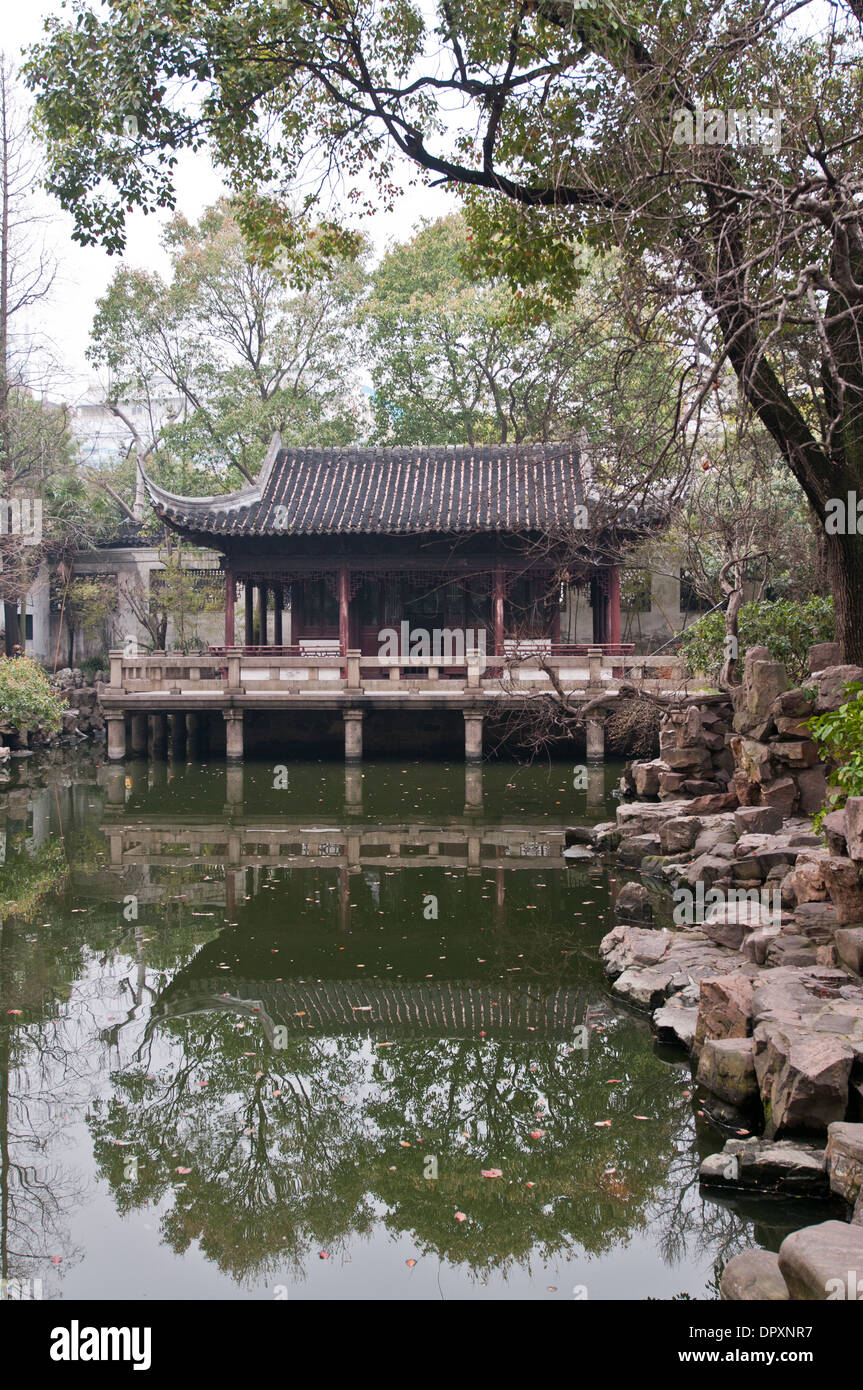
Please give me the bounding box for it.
[778,1221,863,1300]
[700,1136,829,1197]
[719,1250,790,1301]
[825,1122,863,1207]
[601,918,863,1135]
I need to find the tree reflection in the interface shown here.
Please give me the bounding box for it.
[85,1001,700,1283]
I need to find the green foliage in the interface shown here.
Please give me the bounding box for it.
[0,841,68,923]
[87,200,367,497]
[668,447,821,607]
[67,577,116,644]
[365,214,677,453]
[808,684,863,824]
[679,598,835,685]
[0,656,65,736]
[150,551,222,652]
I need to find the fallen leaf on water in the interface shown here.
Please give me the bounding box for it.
[399,1141,412,1148]
[51,1257,63,1265]
[529,1130,546,1140]
[454,1212,467,1222]
[605,1079,623,1085]
[525,1181,536,1189]
[736,1128,750,1136]
[481,1168,503,1178]
[175,1166,192,1175]
[406,1259,417,1268]
[319,1252,330,1260]
[594,1120,612,1127]
[633,1115,651,1121]
[6,1009,22,1015]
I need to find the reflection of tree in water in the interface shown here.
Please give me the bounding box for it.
[646,1146,754,1298]
[89,1016,377,1283]
[366,1026,690,1276]
[86,1005,706,1285]
[0,804,217,1297]
[0,907,89,1295]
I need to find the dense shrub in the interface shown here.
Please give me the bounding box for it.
[0,656,65,737]
[679,596,834,684]
[808,683,863,825]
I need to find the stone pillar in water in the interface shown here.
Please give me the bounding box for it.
[344,709,363,762]
[107,715,126,761]
[224,710,244,761]
[464,712,484,763]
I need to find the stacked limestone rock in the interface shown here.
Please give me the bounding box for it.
[594,643,863,1299]
[718,1123,863,1300]
[621,698,735,802]
[622,641,863,817]
[42,667,107,745]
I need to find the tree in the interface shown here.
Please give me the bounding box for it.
[63,575,116,669]
[25,1,863,657]
[365,212,678,450]
[86,200,367,515]
[0,56,58,652]
[119,540,221,653]
[670,406,821,686]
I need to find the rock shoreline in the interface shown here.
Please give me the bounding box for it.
[585,641,863,1300]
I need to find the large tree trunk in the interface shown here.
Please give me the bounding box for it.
[824,529,863,667]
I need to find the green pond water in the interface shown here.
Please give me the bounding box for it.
[0,755,816,1301]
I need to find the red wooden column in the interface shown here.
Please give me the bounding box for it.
[493,566,505,657]
[339,564,350,657]
[607,565,621,646]
[224,567,235,646]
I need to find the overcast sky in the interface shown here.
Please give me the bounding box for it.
[6,2,455,402]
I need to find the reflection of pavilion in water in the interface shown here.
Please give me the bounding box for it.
[96,761,606,883]
[90,758,605,1045]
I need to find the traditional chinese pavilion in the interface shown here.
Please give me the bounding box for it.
[143,435,656,654]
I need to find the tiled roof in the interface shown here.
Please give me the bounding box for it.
[143,435,594,538]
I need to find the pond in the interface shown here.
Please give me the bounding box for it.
[0,755,816,1301]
